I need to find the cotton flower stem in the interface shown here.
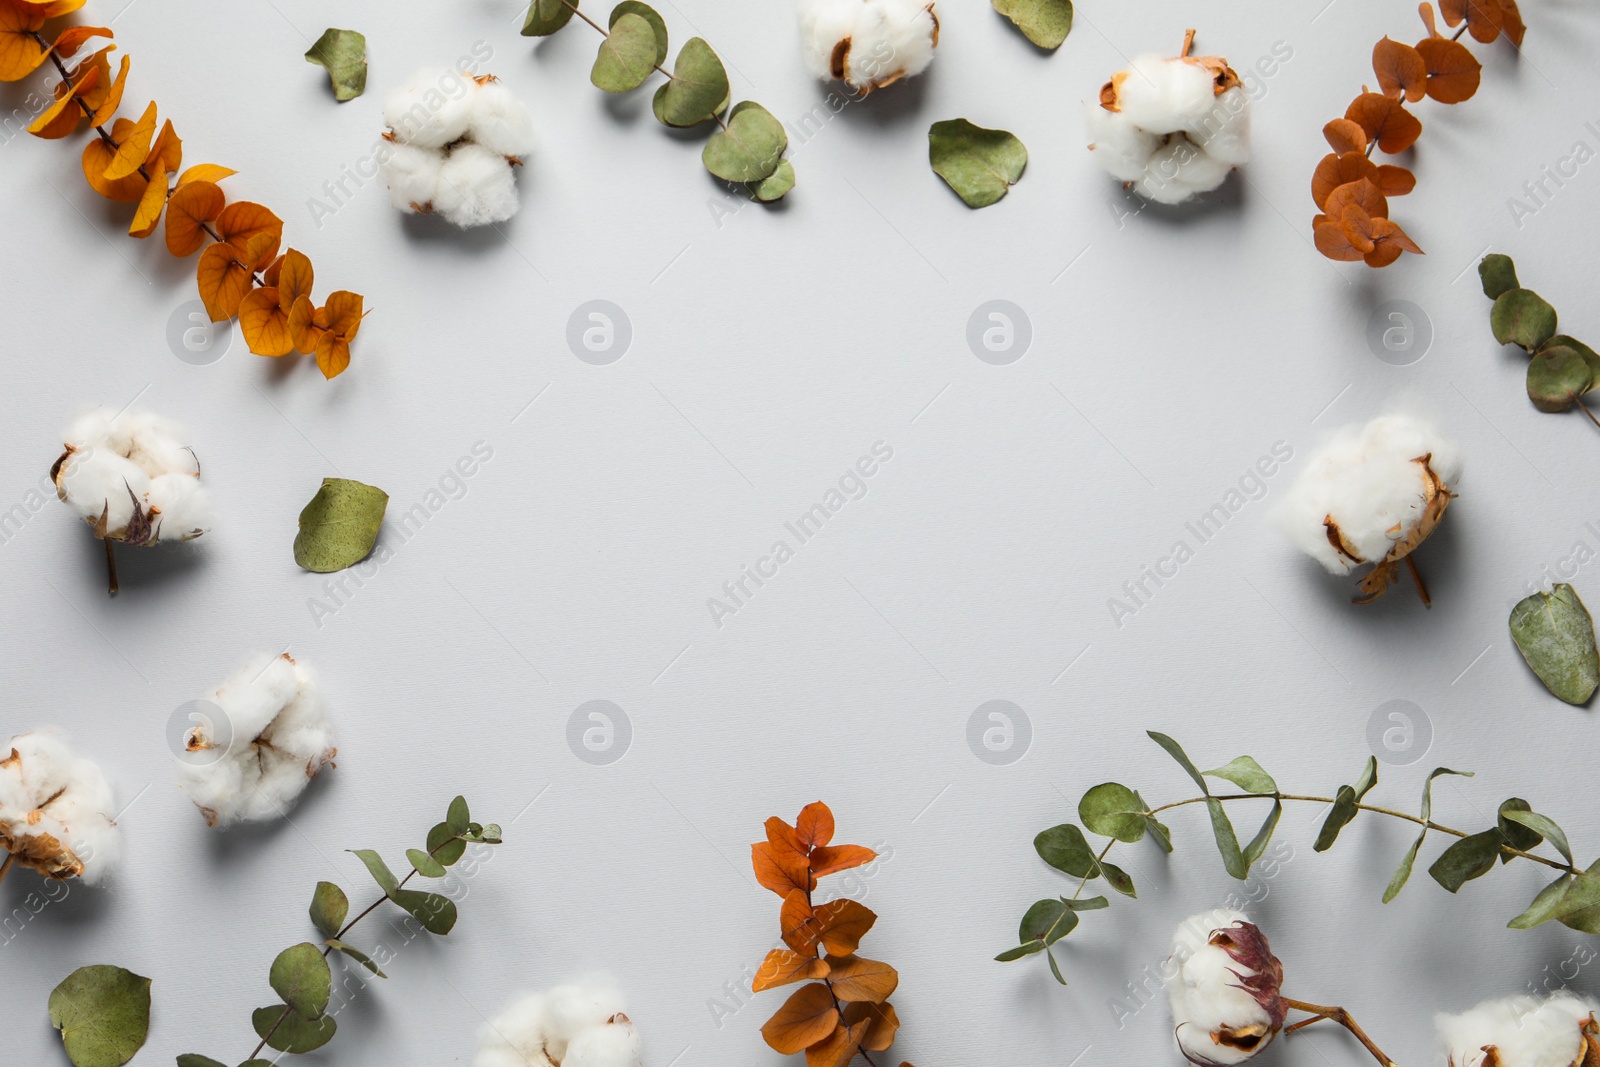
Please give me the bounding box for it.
[104,538,118,596]
[1179,28,1196,58]
[1281,999,1399,1067]
[1403,555,1431,607]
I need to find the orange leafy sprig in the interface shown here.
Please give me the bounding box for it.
[4,0,363,377]
[751,803,912,1067]
[1311,0,1522,267]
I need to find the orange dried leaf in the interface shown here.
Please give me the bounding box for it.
[1312,151,1378,210]
[239,287,295,357]
[28,59,98,138]
[1366,216,1424,267]
[781,890,822,954]
[277,249,314,312]
[1323,118,1367,155]
[196,242,254,322]
[288,295,322,355]
[165,179,224,256]
[814,899,876,956]
[215,200,282,261]
[104,99,155,179]
[0,2,49,82]
[795,803,835,850]
[177,163,235,186]
[1443,0,1505,42]
[823,955,899,1003]
[81,119,144,201]
[811,844,876,879]
[1376,164,1416,196]
[128,160,167,238]
[1498,0,1524,46]
[30,0,87,16]
[1373,37,1427,101]
[842,1002,900,1053]
[50,24,110,59]
[88,52,129,126]
[145,118,180,175]
[1314,213,1366,261]
[1419,1,1442,36]
[1326,178,1388,220]
[1416,37,1482,103]
[760,983,839,1055]
[1346,92,1422,153]
[1339,204,1379,254]
[753,949,830,992]
[766,816,805,858]
[315,333,351,379]
[805,1021,867,1067]
[754,841,814,898]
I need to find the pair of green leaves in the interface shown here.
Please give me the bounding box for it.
[305,29,367,102]
[246,943,338,1054]
[929,119,1028,208]
[294,477,388,573]
[1149,732,1282,880]
[1480,254,1600,414]
[49,966,151,1067]
[591,3,667,92]
[1509,584,1599,705]
[991,0,1075,49]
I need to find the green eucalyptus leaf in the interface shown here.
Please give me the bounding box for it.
[1046,947,1065,984]
[749,159,796,202]
[1526,345,1594,413]
[1147,731,1209,794]
[1314,787,1358,852]
[393,889,458,935]
[523,0,577,36]
[326,938,388,978]
[251,1005,336,1054]
[48,966,152,1067]
[929,118,1028,208]
[1491,288,1558,351]
[1033,823,1100,879]
[1543,334,1600,385]
[990,0,1074,48]
[703,100,787,182]
[1352,756,1379,800]
[309,881,348,939]
[1383,830,1428,903]
[1509,873,1575,929]
[1428,828,1504,892]
[478,823,503,844]
[591,13,657,92]
[994,940,1045,961]
[427,821,468,866]
[1078,783,1148,843]
[1496,798,1544,863]
[447,796,471,834]
[610,1,668,64]
[1204,756,1278,795]
[1500,809,1572,864]
[652,37,728,127]
[304,29,367,102]
[1479,254,1519,299]
[407,848,447,878]
[269,943,331,1019]
[1509,584,1600,705]
[1100,860,1136,897]
[294,478,389,573]
[1019,898,1078,946]
[1242,800,1282,868]
[1419,767,1472,824]
[1205,798,1248,880]
[350,849,400,898]
[174,1057,227,1067]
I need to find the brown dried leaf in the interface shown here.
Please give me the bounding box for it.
[1323,118,1367,155]
[1373,37,1427,101]
[761,983,839,1055]
[753,949,830,993]
[1376,164,1416,196]
[823,955,899,1003]
[843,1002,901,1052]
[1416,36,1482,103]
[1312,151,1378,210]
[1346,92,1423,154]
[1326,178,1388,220]
[1313,213,1367,261]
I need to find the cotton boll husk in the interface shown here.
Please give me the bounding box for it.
[381,141,444,214]
[473,991,553,1067]
[796,0,938,90]
[434,144,519,228]
[0,731,120,883]
[177,653,336,828]
[1436,992,1597,1067]
[563,1017,642,1067]
[1114,55,1215,133]
[1169,909,1283,1066]
[55,408,211,542]
[542,980,627,1062]
[383,66,476,148]
[469,80,535,158]
[1083,101,1159,182]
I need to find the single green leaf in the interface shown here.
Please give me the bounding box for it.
[1428,828,1504,892]
[1526,345,1595,413]
[326,938,387,977]
[446,796,470,834]
[1419,767,1472,824]
[1491,288,1558,351]
[309,881,348,939]
[393,889,457,935]
[174,1057,227,1067]
[1558,870,1600,934]
[748,159,796,202]
[251,1005,336,1054]
[1509,873,1575,929]
[703,100,787,182]
[1205,798,1248,880]
[652,37,728,127]
[1500,810,1573,864]
[1061,895,1110,911]
[522,0,577,36]
[1314,786,1358,852]
[990,0,1073,48]
[1033,823,1100,879]
[49,966,152,1067]
[1478,253,1519,299]
[1383,830,1428,903]
[1138,791,1173,853]
[929,118,1028,208]
[1204,756,1278,795]
[407,847,447,878]
[1352,756,1379,800]
[591,13,657,92]
[1078,783,1148,843]
[1147,731,1209,794]
[1542,334,1600,386]
[427,821,468,867]
[994,941,1044,961]
[1242,800,1282,868]
[304,29,367,102]
[350,849,400,898]
[610,1,667,64]
[1046,946,1065,984]
[1509,584,1600,705]
[478,823,503,844]
[1496,798,1544,863]
[294,478,388,573]
[1100,860,1136,897]
[1018,898,1078,946]
[269,943,331,1019]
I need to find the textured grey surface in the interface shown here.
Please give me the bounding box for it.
[1,0,1598,1065]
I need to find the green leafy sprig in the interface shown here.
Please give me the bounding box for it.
[1479,254,1600,429]
[521,0,795,201]
[999,732,1595,984]
[178,797,502,1065]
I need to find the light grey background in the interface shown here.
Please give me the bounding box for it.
[2,0,1597,1064]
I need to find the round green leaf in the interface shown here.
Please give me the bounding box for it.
[1077,783,1147,843]
[1018,898,1078,945]
[1545,334,1600,384]
[1478,253,1519,299]
[407,847,448,878]
[304,28,367,102]
[269,943,332,1019]
[591,13,657,92]
[447,795,471,833]
[293,477,389,573]
[252,1005,337,1054]
[522,0,577,36]
[1509,584,1599,704]
[1526,345,1593,413]
[1033,823,1100,878]
[393,888,458,935]
[49,966,152,1067]
[703,101,787,182]
[175,1057,227,1067]
[1491,288,1558,351]
[991,0,1074,49]
[427,820,468,866]
[652,37,728,127]
[610,1,667,65]
[749,158,796,202]
[309,881,349,939]
[929,118,1028,208]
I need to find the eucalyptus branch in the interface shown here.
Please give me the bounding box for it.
[1478,254,1600,444]
[999,731,1598,985]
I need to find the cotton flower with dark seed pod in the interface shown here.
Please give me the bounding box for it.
[0,731,121,884]
[473,979,641,1067]
[1168,909,1286,1066]
[1438,992,1600,1067]
[52,408,212,547]
[796,0,940,93]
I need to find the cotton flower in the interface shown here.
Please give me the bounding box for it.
[1273,413,1461,604]
[0,731,121,884]
[1437,992,1599,1067]
[52,408,212,548]
[176,653,336,828]
[796,0,940,93]
[380,69,531,228]
[1086,32,1250,204]
[473,980,639,1067]
[1168,909,1285,1066]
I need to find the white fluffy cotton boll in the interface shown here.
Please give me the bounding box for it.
[1114,54,1215,134]
[1190,87,1251,166]
[542,980,628,1062]
[796,0,939,92]
[469,80,536,159]
[563,1016,642,1067]
[0,731,121,884]
[54,407,210,544]
[434,143,520,229]
[176,653,336,828]
[381,141,444,215]
[1082,102,1159,182]
[383,65,476,148]
[146,473,213,541]
[473,991,554,1067]
[1169,909,1285,1066]
[1437,992,1599,1067]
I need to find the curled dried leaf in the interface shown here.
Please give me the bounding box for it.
[1346,92,1423,154]
[1312,151,1379,210]
[104,99,156,179]
[1373,37,1427,101]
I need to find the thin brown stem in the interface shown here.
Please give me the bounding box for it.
[1574,397,1600,432]
[1282,998,1399,1067]
[1404,554,1431,607]
[803,879,882,1067]
[1452,23,1469,41]
[104,538,118,596]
